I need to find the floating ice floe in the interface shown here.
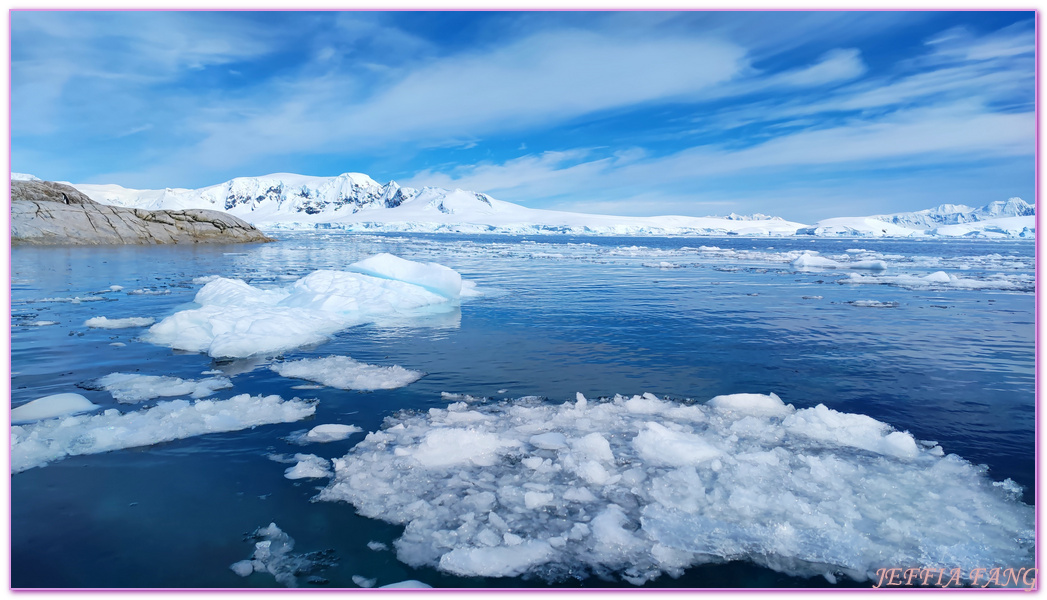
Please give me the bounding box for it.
[844,271,1033,292]
[317,392,1033,585]
[792,252,887,271]
[11,394,315,472]
[128,288,170,296]
[84,316,156,329]
[28,321,57,326]
[96,372,233,403]
[144,254,472,358]
[272,356,424,390]
[642,262,682,269]
[11,393,99,424]
[283,454,333,479]
[286,424,364,444]
[38,296,106,303]
[230,523,336,587]
[352,575,377,588]
[847,300,900,308]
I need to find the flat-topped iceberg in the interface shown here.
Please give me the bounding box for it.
[317,392,1033,585]
[272,356,424,390]
[12,394,315,472]
[143,254,471,358]
[96,372,233,403]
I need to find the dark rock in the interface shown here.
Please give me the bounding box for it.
[11,180,274,246]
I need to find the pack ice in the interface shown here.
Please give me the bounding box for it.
[11,394,315,472]
[317,392,1033,585]
[143,253,469,358]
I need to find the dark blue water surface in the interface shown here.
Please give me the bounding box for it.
[10,233,1035,588]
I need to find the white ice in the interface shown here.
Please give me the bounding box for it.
[352,575,377,588]
[845,271,1033,292]
[272,356,423,390]
[11,393,100,424]
[11,394,315,472]
[318,392,1033,585]
[379,580,432,588]
[96,372,233,403]
[144,255,470,358]
[284,454,333,479]
[230,523,333,587]
[287,423,363,444]
[792,252,887,271]
[350,252,462,298]
[28,321,57,326]
[84,316,156,329]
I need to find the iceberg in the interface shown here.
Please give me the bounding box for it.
[143,254,469,358]
[317,393,1033,585]
[11,394,315,472]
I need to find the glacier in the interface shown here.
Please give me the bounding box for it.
[62,171,1034,239]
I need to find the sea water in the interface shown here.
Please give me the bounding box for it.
[10,233,1035,588]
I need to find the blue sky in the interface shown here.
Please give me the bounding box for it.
[10,10,1035,222]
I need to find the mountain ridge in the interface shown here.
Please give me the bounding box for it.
[16,171,1034,238]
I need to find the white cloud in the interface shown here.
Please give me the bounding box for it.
[769,48,866,87]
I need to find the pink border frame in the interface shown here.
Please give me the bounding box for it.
[4,7,1041,594]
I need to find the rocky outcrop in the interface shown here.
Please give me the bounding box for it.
[11,180,274,246]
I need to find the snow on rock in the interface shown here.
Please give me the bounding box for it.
[317,393,1033,585]
[271,356,423,390]
[143,255,468,358]
[230,523,336,587]
[284,454,333,479]
[84,316,156,329]
[11,394,315,472]
[96,372,233,403]
[11,393,99,424]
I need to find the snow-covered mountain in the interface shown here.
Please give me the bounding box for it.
[18,171,1034,238]
[68,172,805,236]
[803,198,1035,238]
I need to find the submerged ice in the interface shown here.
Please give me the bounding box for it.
[11,394,315,472]
[143,253,470,358]
[230,523,336,587]
[317,392,1033,585]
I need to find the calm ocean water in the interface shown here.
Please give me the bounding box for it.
[10,232,1035,588]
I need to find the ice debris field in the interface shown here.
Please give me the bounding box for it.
[316,392,1033,585]
[144,253,476,358]
[10,246,1034,587]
